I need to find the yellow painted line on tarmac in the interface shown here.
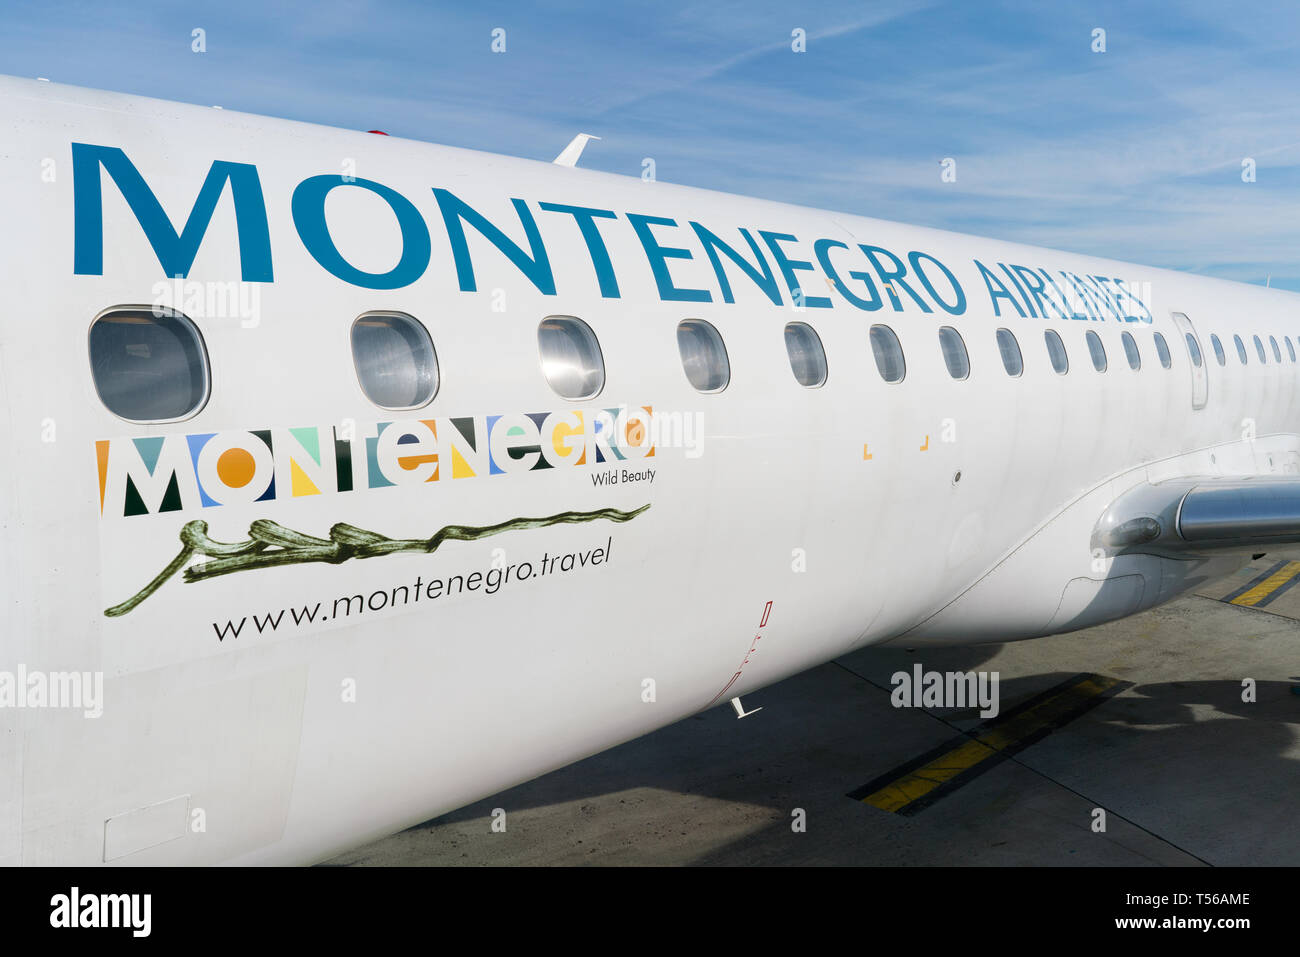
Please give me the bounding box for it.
[851,673,1123,815]
[1228,561,1300,607]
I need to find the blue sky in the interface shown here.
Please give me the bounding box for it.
[6,0,1300,287]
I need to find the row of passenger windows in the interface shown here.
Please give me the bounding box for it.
[90,308,755,422]
[870,325,1300,382]
[86,307,1300,424]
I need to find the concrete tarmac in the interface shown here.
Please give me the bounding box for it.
[326,551,1300,866]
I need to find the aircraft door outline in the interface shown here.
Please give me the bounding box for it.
[1170,311,1208,410]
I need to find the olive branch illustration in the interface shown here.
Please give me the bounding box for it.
[104,503,650,618]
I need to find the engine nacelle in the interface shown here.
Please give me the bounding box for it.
[891,474,1250,647]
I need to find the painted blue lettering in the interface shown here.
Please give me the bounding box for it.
[859,245,932,313]
[73,143,272,281]
[538,202,619,298]
[627,213,711,302]
[760,231,831,308]
[690,223,781,305]
[814,239,882,310]
[433,189,555,294]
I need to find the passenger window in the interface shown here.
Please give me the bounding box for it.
[1254,335,1267,363]
[1044,329,1068,374]
[1210,334,1226,366]
[938,326,969,380]
[538,316,604,400]
[784,321,827,388]
[1121,331,1141,370]
[1086,330,1107,372]
[1270,336,1282,363]
[996,328,1023,377]
[1288,337,1297,362]
[1153,332,1172,368]
[1185,333,1203,368]
[351,312,439,409]
[1234,334,1248,364]
[676,319,729,393]
[869,324,906,383]
[89,307,210,422]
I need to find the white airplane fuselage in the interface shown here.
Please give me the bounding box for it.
[0,76,1294,865]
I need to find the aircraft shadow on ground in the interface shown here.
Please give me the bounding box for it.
[341,641,1300,865]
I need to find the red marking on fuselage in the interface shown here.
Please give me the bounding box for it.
[705,600,773,709]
